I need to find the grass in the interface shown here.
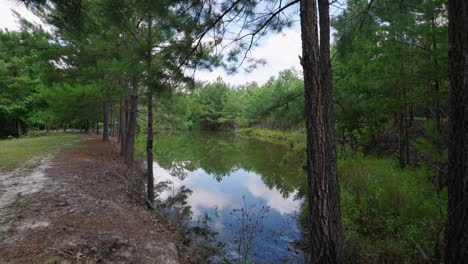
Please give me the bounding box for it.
[297,157,446,263]
[338,157,446,262]
[0,133,84,172]
[236,127,306,151]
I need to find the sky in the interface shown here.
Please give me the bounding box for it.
[0,0,306,85]
[0,0,43,30]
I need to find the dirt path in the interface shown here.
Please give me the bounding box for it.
[0,137,186,264]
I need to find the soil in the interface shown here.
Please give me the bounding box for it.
[0,136,194,264]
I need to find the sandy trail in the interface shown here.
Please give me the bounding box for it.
[0,137,188,264]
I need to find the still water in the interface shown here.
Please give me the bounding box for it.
[152,132,307,263]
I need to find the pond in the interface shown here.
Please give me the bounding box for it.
[152,131,307,263]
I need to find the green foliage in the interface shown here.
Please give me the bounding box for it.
[156,69,304,131]
[0,29,56,137]
[339,158,446,262]
[39,83,102,128]
[236,127,305,151]
[191,80,231,130]
[332,0,448,155]
[297,156,447,263]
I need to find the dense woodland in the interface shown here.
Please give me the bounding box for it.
[0,0,467,263]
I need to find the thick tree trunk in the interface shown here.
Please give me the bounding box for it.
[146,13,155,206]
[300,0,343,262]
[446,0,468,262]
[103,100,109,142]
[125,78,138,166]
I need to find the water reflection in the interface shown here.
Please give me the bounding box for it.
[153,131,307,263]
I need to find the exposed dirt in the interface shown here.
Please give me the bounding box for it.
[0,137,193,264]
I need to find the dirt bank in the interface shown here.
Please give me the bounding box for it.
[0,137,191,263]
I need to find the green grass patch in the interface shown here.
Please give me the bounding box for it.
[235,127,306,151]
[0,134,84,172]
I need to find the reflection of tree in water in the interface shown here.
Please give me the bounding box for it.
[153,131,307,199]
[155,182,226,261]
[168,161,189,180]
[152,132,308,262]
[155,182,303,263]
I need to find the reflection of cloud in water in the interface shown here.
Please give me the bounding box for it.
[153,163,236,216]
[188,187,235,216]
[211,218,225,232]
[153,163,299,216]
[244,171,300,215]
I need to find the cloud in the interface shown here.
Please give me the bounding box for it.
[195,28,302,85]
[153,164,236,216]
[244,171,300,215]
[188,186,235,216]
[0,0,43,31]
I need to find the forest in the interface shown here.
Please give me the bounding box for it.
[0,0,467,263]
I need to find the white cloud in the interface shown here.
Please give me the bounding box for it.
[153,164,236,216]
[188,187,235,216]
[0,0,43,31]
[195,28,302,86]
[244,171,300,215]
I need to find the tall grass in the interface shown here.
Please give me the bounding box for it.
[339,157,446,263]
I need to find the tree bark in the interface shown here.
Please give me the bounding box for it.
[103,100,109,142]
[399,111,406,168]
[119,97,128,156]
[16,119,22,137]
[300,0,343,262]
[124,78,138,167]
[430,9,442,134]
[446,0,468,262]
[146,12,155,206]
[110,102,114,137]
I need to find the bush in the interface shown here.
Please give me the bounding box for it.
[339,157,446,263]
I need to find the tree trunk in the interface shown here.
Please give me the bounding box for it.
[431,10,442,135]
[103,100,109,142]
[16,119,22,137]
[300,0,343,262]
[446,0,468,262]
[96,122,99,135]
[125,78,138,167]
[110,102,114,137]
[119,97,128,156]
[398,80,410,168]
[146,13,155,206]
